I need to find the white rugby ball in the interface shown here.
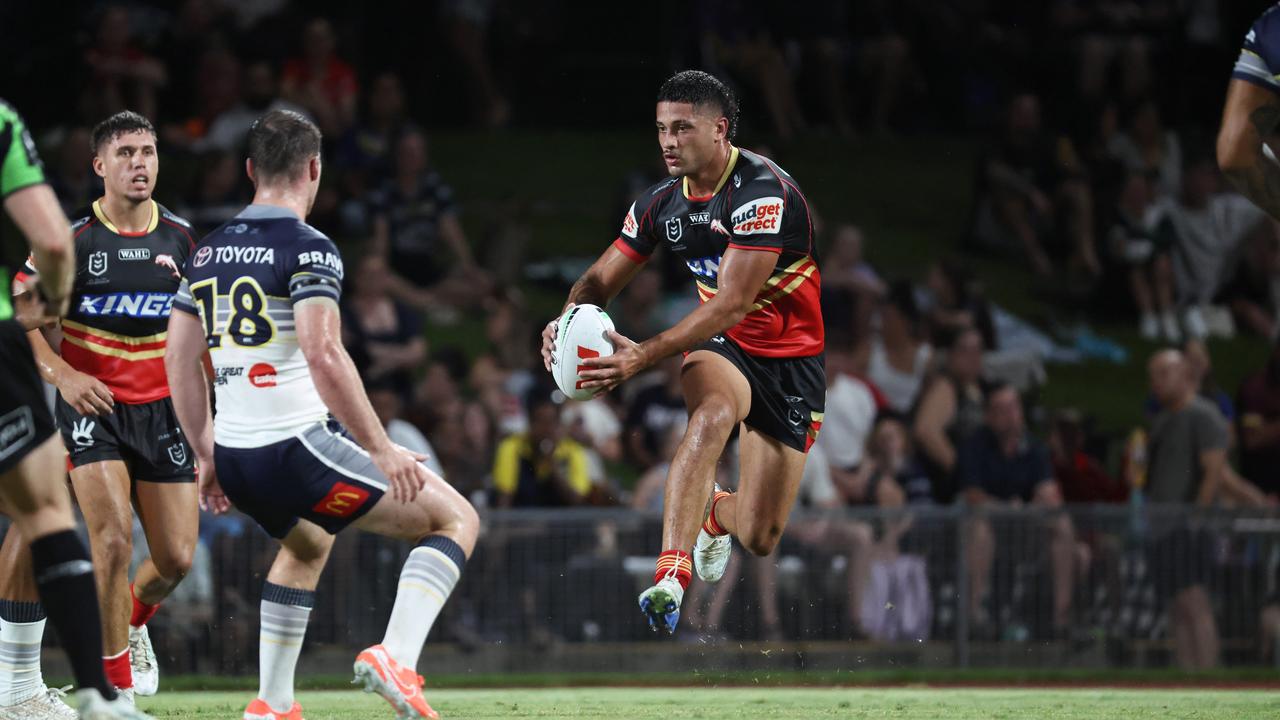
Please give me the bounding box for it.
[551,304,616,401]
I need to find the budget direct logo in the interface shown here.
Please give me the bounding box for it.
[730,196,783,235]
[248,363,278,388]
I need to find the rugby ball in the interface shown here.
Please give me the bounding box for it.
[551,304,616,401]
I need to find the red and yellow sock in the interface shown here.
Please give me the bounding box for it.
[103,647,132,690]
[702,490,732,537]
[130,584,160,628]
[654,550,692,590]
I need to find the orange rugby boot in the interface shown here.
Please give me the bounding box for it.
[352,645,439,719]
[243,698,303,720]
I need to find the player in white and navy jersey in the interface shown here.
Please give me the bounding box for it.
[1219,4,1280,219]
[164,110,478,720]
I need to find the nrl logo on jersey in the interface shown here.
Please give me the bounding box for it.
[88,251,108,276]
[665,217,683,243]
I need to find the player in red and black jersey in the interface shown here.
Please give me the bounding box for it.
[540,71,824,633]
[10,112,196,701]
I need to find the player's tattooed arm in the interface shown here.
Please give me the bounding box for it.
[579,247,777,393]
[1218,79,1280,220]
[544,243,646,371]
[565,244,646,309]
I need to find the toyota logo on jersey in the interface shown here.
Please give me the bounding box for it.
[193,246,213,267]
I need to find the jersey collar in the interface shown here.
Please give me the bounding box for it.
[682,145,740,202]
[236,203,300,220]
[93,198,158,237]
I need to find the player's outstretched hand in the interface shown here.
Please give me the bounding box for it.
[197,460,231,515]
[59,369,115,416]
[541,303,574,372]
[578,330,646,396]
[372,443,429,503]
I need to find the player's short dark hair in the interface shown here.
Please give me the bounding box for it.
[657,70,739,140]
[91,111,156,154]
[247,110,322,182]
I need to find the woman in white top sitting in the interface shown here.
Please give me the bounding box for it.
[868,280,933,415]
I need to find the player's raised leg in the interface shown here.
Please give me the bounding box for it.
[352,468,479,720]
[68,461,140,699]
[639,350,750,633]
[243,521,334,720]
[701,425,807,558]
[129,480,198,697]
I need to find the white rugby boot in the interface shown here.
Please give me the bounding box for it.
[74,689,154,720]
[694,484,733,582]
[128,625,158,697]
[0,685,76,719]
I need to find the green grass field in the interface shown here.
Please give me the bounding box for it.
[138,687,1280,719]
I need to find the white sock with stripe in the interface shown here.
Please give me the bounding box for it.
[0,599,44,706]
[382,536,466,670]
[258,582,315,713]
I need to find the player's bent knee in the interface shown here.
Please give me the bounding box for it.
[154,547,194,582]
[740,525,784,557]
[688,397,738,438]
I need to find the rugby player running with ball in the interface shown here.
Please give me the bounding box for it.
[541,71,825,633]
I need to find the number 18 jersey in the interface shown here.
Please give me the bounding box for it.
[172,204,343,448]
